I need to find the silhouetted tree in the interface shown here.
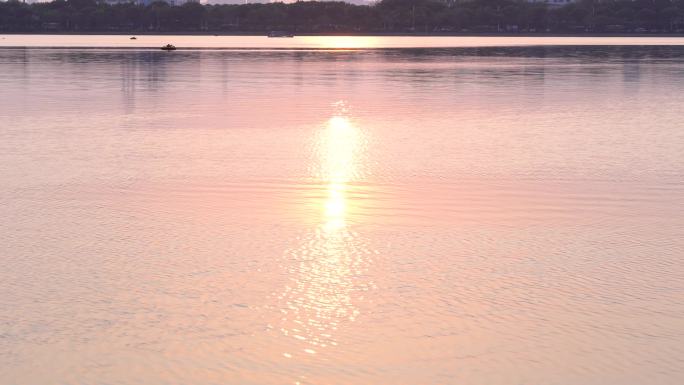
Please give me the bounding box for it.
[1,0,683,33]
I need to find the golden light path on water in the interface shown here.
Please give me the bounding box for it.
[277,104,375,368]
[322,114,358,230]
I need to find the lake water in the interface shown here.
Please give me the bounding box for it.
[1,36,683,385]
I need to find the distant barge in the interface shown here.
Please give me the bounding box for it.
[267,31,294,38]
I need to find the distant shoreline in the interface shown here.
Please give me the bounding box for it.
[5,0,683,39]
[2,32,684,38]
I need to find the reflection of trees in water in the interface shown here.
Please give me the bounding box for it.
[9,47,675,120]
[19,50,184,114]
[117,51,177,114]
[118,51,205,113]
[622,61,642,92]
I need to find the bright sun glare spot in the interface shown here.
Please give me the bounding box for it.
[325,187,346,218]
[321,112,359,228]
[328,116,350,131]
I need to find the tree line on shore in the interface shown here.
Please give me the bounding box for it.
[1,0,684,34]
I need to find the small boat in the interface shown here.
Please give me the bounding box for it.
[130,36,137,40]
[161,44,177,51]
[267,31,294,38]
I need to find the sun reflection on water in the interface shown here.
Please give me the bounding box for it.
[321,114,360,230]
[277,103,374,361]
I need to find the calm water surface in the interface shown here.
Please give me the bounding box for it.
[1,37,683,385]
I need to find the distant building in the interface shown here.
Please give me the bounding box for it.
[100,0,199,5]
[204,0,372,4]
[204,0,270,4]
[93,0,371,5]
[100,0,136,5]
[443,0,577,6]
[526,0,577,6]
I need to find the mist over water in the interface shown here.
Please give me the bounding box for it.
[1,40,683,385]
